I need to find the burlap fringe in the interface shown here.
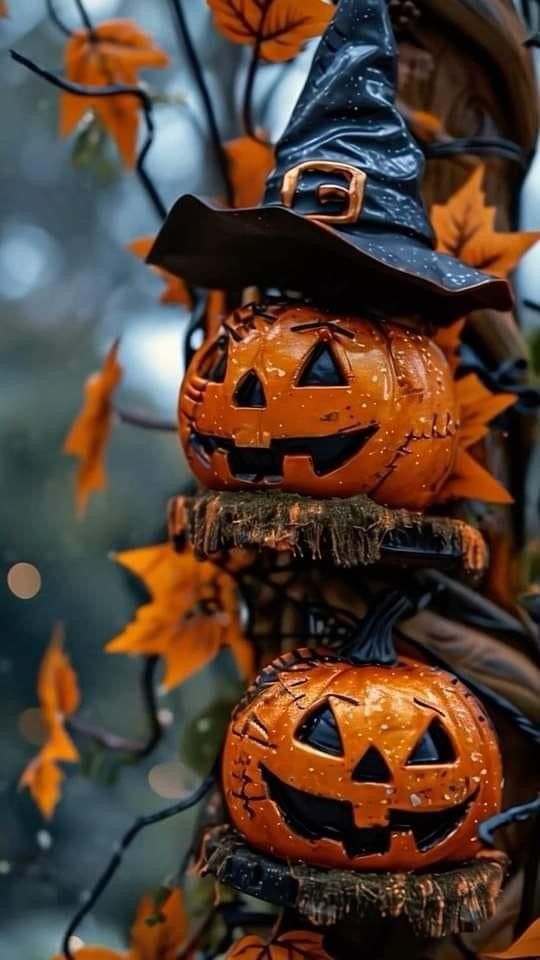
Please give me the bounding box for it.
[201,827,506,938]
[169,491,487,574]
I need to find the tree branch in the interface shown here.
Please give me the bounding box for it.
[167,0,234,206]
[10,50,167,220]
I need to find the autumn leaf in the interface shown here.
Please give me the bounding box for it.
[63,341,122,516]
[431,165,540,278]
[433,318,465,373]
[52,888,189,960]
[0,2,8,17]
[207,0,333,62]
[60,20,169,167]
[20,625,80,818]
[128,236,193,307]
[225,931,333,960]
[106,543,253,691]
[224,135,274,207]
[436,373,516,505]
[483,919,540,958]
[205,289,227,340]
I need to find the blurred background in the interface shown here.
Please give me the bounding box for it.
[0,1,539,956]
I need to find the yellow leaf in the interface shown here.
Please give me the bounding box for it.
[208,0,332,62]
[224,135,274,207]
[431,165,540,278]
[107,544,253,692]
[225,931,333,960]
[128,237,193,308]
[60,19,169,167]
[63,341,122,516]
[483,920,540,958]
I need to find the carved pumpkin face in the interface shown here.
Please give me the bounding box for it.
[222,652,502,871]
[179,303,460,509]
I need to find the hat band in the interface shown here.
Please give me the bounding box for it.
[280,161,366,225]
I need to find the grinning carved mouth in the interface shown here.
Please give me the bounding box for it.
[189,425,379,481]
[261,766,476,858]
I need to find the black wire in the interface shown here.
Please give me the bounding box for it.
[45,0,71,36]
[425,136,528,169]
[167,0,234,206]
[73,0,93,32]
[138,655,163,757]
[9,50,167,221]
[61,771,216,959]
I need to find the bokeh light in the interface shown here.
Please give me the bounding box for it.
[148,761,188,800]
[7,562,42,600]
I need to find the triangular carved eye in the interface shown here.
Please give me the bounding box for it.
[352,746,392,783]
[297,342,348,387]
[406,719,456,765]
[296,702,344,757]
[200,337,228,383]
[233,370,266,407]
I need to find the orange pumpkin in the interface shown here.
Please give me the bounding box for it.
[222,651,502,872]
[179,302,460,509]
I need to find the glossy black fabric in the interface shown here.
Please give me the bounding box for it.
[148,0,512,322]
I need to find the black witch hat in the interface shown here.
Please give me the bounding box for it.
[148,0,512,323]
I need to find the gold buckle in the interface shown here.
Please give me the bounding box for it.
[280,161,366,225]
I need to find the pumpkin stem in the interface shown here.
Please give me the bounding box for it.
[342,590,412,665]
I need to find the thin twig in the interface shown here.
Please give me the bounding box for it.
[242,43,262,140]
[10,50,167,220]
[73,0,93,32]
[45,0,71,36]
[114,405,177,432]
[167,0,234,206]
[61,772,216,960]
[67,715,147,752]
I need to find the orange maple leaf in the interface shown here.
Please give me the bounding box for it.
[431,165,540,278]
[60,20,169,167]
[52,888,189,960]
[225,931,333,960]
[482,919,540,959]
[106,543,253,691]
[20,625,80,818]
[432,318,466,373]
[63,341,122,516]
[224,135,275,207]
[436,373,516,505]
[207,0,332,62]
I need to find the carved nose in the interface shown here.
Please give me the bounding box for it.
[233,370,266,408]
[352,746,392,783]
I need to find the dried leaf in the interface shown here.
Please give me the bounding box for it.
[130,889,188,960]
[225,931,333,960]
[52,889,189,960]
[128,236,193,307]
[224,135,274,207]
[432,165,540,278]
[20,626,80,818]
[483,920,540,959]
[60,20,169,167]
[106,543,253,692]
[435,372,515,505]
[63,341,122,516]
[208,0,332,62]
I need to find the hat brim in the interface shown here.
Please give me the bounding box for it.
[148,195,513,324]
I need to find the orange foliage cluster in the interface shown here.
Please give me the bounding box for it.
[432,165,540,279]
[225,932,332,960]
[20,626,80,818]
[106,543,253,691]
[52,889,189,960]
[207,0,332,61]
[63,340,122,516]
[60,20,169,167]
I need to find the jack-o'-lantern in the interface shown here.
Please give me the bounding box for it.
[180,303,460,510]
[222,650,502,872]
